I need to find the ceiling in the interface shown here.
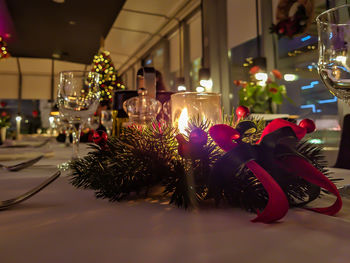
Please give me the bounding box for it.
[4,0,125,64]
[104,0,201,74]
[1,0,200,71]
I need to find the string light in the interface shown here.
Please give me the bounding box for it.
[91,50,125,102]
[0,36,10,59]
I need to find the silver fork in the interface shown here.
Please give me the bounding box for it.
[0,155,44,172]
[0,171,61,210]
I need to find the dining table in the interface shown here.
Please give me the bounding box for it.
[1,136,350,263]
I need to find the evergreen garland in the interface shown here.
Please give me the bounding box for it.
[69,118,336,213]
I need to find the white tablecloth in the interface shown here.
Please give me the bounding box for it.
[1,140,350,263]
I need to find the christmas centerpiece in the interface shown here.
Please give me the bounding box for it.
[69,92,342,223]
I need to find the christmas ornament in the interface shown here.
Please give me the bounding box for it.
[92,130,108,149]
[299,118,316,133]
[235,106,250,120]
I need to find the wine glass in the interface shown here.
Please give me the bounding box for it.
[56,116,72,146]
[317,4,350,102]
[57,71,100,158]
[101,110,113,135]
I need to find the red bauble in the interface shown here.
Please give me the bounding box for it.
[299,119,316,133]
[0,101,7,108]
[236,106,250,119]
[88,129,95,142]
[93,130,108,146]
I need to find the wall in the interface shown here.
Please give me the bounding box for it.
[227,0,261,50]
[0,58,86,100]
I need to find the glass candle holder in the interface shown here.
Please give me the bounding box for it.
[171,92,222,134]
[123,88,162,126]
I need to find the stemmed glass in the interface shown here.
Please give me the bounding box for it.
[57,71,100,158]
[317,4,350,102]
[101,110,113,135]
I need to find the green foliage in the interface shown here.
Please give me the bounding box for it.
[236,68,292,113]
[0,112,10,128]
[238,82,289,113]
[69,117,332,214]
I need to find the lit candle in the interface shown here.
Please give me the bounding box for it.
[171,92,222,134]
[16,115,22,140]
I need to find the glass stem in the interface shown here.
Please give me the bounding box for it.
[71,123,82,159]
[65,126,71,147]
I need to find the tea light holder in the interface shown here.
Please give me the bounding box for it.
[171,92,222,134]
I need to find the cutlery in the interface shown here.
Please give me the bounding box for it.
[0,138,50,149]
[0,155,43,172]
[0,171,61,210]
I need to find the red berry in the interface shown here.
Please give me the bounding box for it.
[236,106,250,119]
[299,119,316,133]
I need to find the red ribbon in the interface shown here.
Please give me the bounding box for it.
[260,119,342,216]
[209,124,289,223]
[209,119,343,223]
[278,156,342,215]
[246,161,289,223]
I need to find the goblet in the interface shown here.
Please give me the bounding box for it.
[57,71,100,158]
[101,110,113,135]
[317,5,350,102]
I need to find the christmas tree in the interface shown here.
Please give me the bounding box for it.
[0,36,10,59]
[91,50,124,103]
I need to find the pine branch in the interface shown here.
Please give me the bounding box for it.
[69,118,334,215]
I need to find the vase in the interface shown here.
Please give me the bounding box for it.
[1,127,6,143]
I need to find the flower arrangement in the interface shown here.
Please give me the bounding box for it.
[0,111,10,128]
[234,66,291,114]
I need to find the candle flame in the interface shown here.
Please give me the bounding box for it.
[178,108,189,135]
